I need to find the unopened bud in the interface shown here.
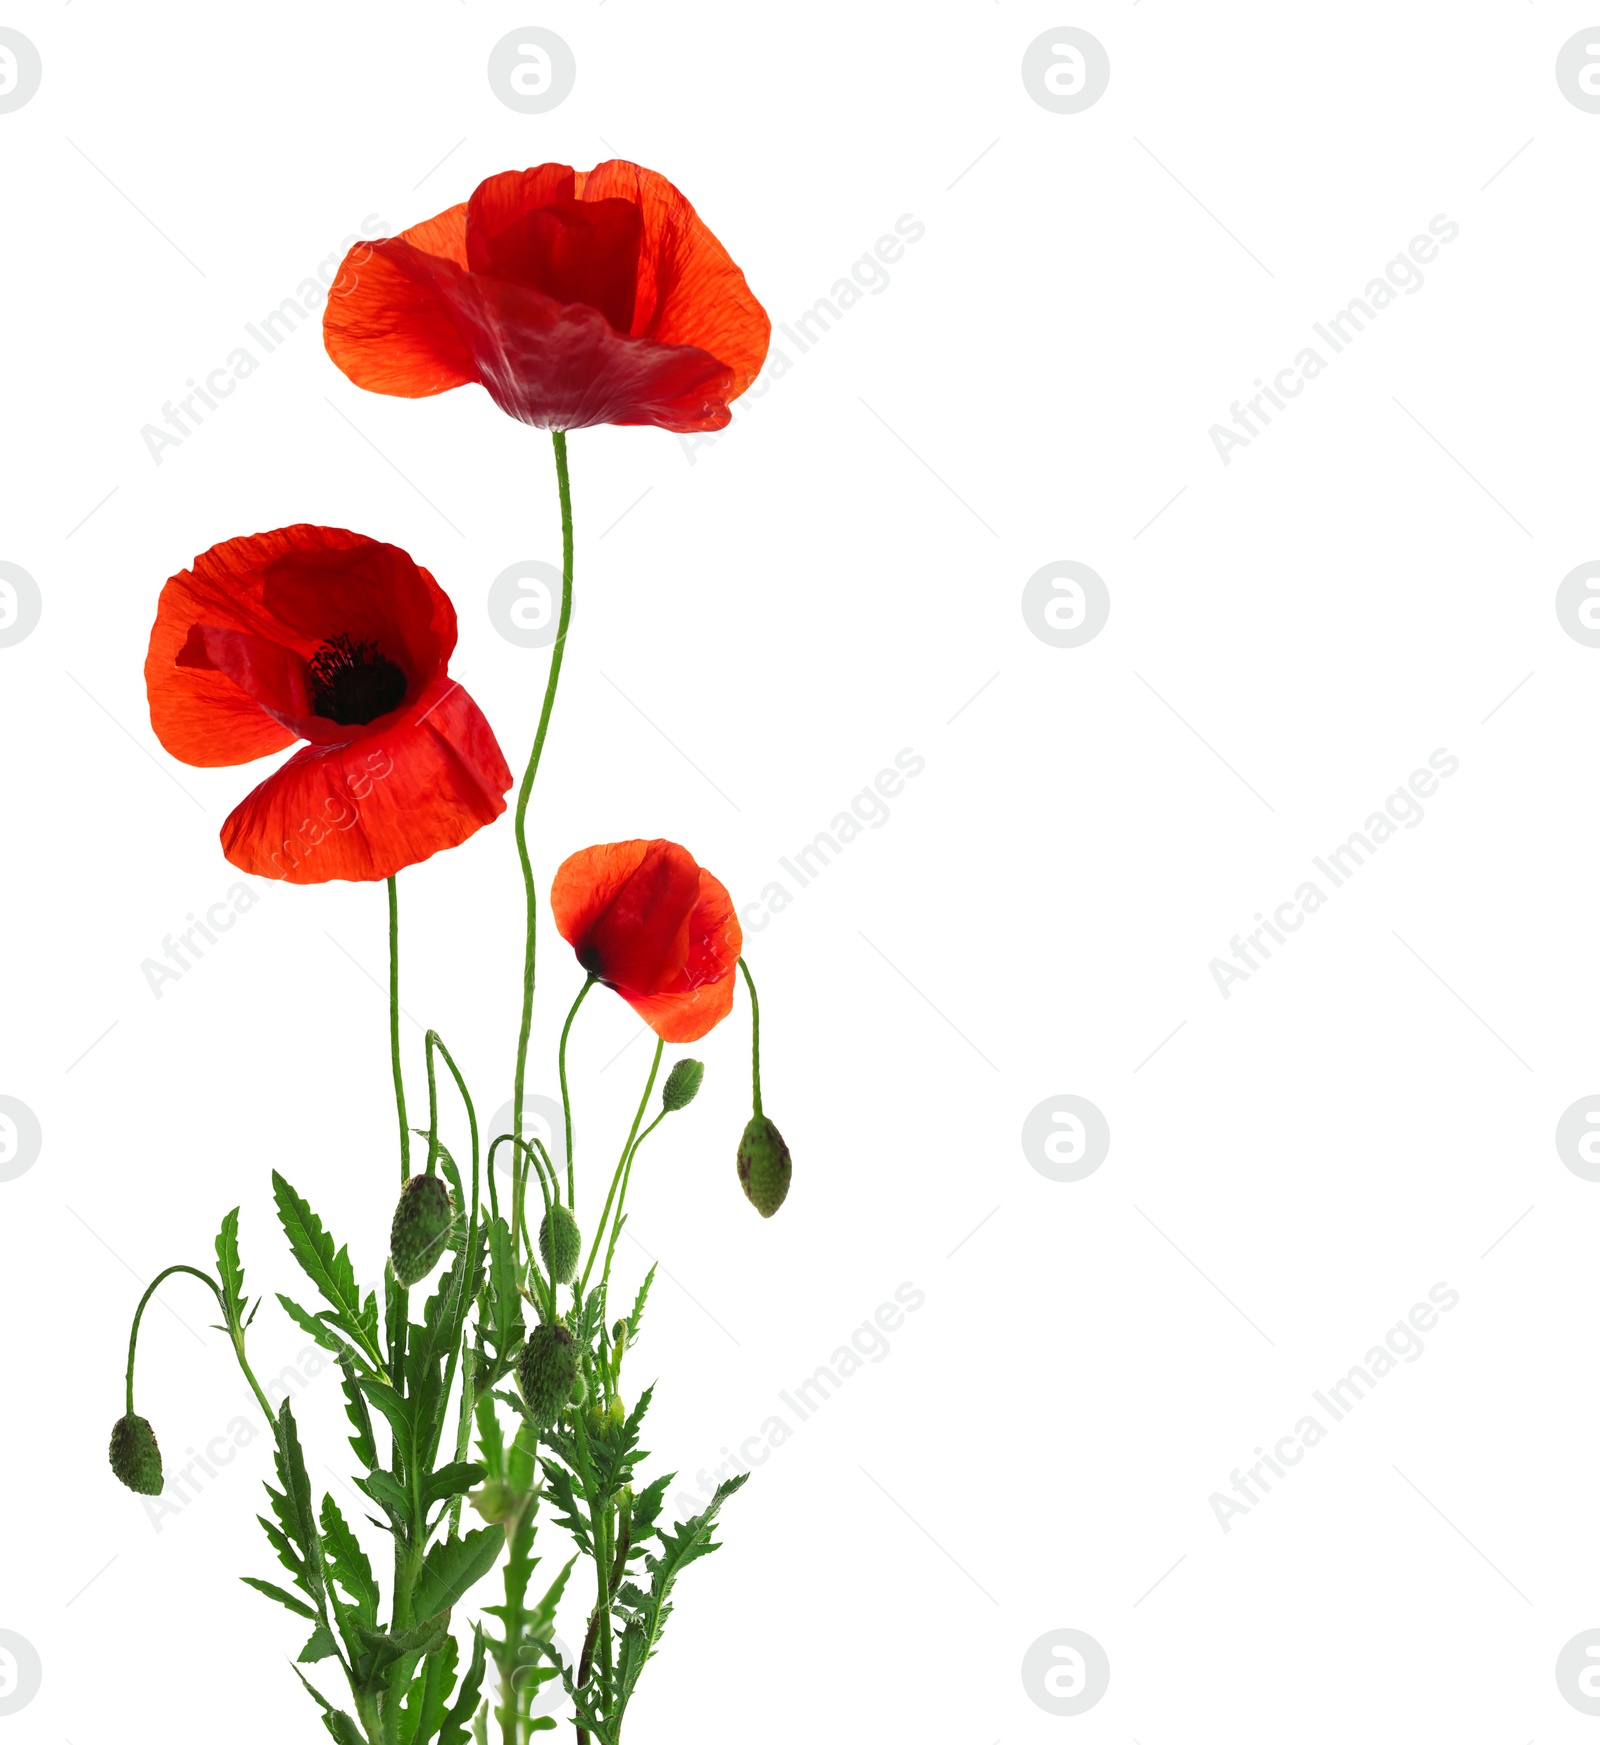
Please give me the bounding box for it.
[389,1174,455,1287]
[661,1058,705,1112]
[471,1477,517,1524]
[736,1115,792,1218]
[109,1413,163,1495]
[517,1324,579,1431]
[538,1203,581,1283]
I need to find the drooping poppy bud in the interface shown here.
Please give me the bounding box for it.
[109,1413,164,1495]
[538,1203,581,1283]
[661,1058,704,1112]
[390,1174,456,1287]
[568,1369,588,1409]
[517,1324,579,1430]
[737,1115,792,1218]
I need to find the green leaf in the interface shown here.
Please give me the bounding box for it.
[272,1171,383,1367]
[411,1526,503,1622]
[298,1623,339,1664]
[272,1398,327,1605]
[278,1293,382,1378]
[438,1625,487,1745]
[239,1574,317,1620]
[424,1461,486,1509]
[628,1265,657,1344]
[215,1207,248,1330]
[399,1631,456,1745]
[338,1352,379,1471]
[615,1474,748,1717]
[351,1611,448,1687]
[358,1468,410,1524]
[319,1493,378,1623]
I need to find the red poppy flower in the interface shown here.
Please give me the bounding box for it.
[145,525,512,884]
[323,161,770,433]
[552,840,742,1042]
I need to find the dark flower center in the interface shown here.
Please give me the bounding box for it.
[307,633,407,725]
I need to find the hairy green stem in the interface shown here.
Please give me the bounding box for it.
[577,1040,664,1299]
[739,956,763,1117]
[559,976,596,1207]
[124,1263,226,1417]
[511,430,575,1266]
[389,876,410,1182]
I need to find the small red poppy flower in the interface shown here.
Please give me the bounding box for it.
[552,840,742,1043]
[323,161,770,433]
[145,525,513,884]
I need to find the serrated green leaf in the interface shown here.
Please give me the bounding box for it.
[299,1622,339,1663]
[338,1353,379,1471]
[278,1293,382,1378]
[438,1624,487,1745]
[424,1461,486,1509]
[319,1493,378,1623]
[240,1574,317,1620]
[358,1467,410,1524]
[273,1399,326,1605]
[628,1266,656,1344]
[272,1171,383,1367]
[412,1526,502,1622]
[215,1207,247,1329]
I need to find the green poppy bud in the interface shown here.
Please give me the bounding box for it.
[587,1400,606,1437]
[662,1058,705,1112]
[389,1173,456,1288]
[608,1393,626,1429]
[568,1369,587,1408]
[109,1413,163,1496]
[517,1323,579,1430]
[736,1114,792,1218]
[538,1203,581,1283]
[471,1477,517,1524]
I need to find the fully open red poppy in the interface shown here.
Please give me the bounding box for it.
[552,840,742,1042]
[145,525,512,884]
[323,162,769,433]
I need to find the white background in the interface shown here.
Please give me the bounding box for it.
[3,3,1599,1740]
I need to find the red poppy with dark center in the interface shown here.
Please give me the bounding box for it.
[552,840,742,1042]
[323,161,770,432]
[145,525,512,883]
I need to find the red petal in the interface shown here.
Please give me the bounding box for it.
[323,207,479,399]
[577,161,770,406]
[219,679,512,883]
[621,868,742,1042]
[147,527,454,767]
[467,171,643,334]
[552,843,742,1041]
[325,163,770,432]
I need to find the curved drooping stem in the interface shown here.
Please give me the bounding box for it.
[559,976,596,1208]
[739,956,763,1118]
[124,1264,229,1417]
[511,430,575,1265]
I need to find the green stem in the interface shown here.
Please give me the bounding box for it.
[597,1111,665,1306]
[739,956,763,1118]
[124,1263,225,1417]
[577,1040,664,1299]
[388,876,410,1182]
[512,430,576,1257]
[560,976,596,1208]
